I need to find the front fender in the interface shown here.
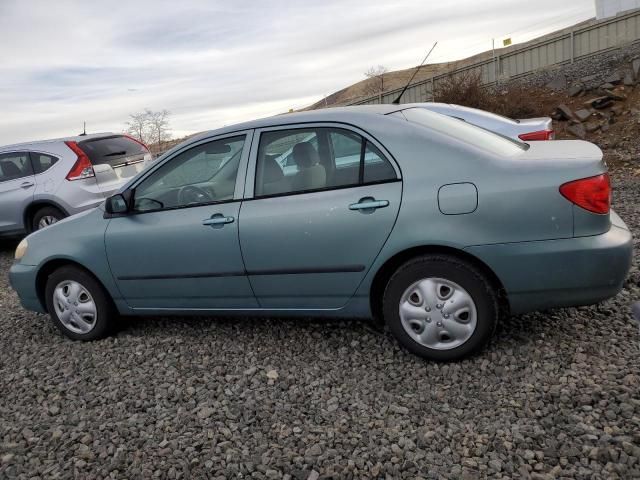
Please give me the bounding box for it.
[18,207,122,306]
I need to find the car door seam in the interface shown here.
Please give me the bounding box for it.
[102,217,131,308]
[237,200,261,307]
[348,180,404,301]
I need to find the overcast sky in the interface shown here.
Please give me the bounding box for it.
[0,0,595,145]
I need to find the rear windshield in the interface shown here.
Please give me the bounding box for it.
[394,107,528,155]
[79,135,147,167]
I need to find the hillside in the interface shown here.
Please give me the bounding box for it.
[306,62,451,110]
[306,15,603,109]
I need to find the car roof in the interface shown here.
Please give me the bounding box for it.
[0,132,119,152]
[187,105,408,141]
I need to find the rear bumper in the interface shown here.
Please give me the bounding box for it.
[466,211,633,314]
[8,262,45,313]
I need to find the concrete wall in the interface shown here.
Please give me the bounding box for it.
[350,8,640,106]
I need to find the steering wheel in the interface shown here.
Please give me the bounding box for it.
[178,185,213,205]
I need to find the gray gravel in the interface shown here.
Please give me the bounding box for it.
[0,172,639,480]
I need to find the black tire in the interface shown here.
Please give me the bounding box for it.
[32,206,66,232]
[45,266,116,341]
[383,255,499,361]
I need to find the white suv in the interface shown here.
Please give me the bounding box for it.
[0,133,151,236]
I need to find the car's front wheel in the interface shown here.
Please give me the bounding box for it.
[45,266,116,340]
[383,255,499,361]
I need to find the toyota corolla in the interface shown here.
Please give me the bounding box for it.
[9,105,633,361]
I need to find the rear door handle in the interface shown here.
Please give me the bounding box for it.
[20,181,34,189]
[349,199,389,211]
[202,214,234,226]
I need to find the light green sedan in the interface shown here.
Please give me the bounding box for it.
[9,105,632,361]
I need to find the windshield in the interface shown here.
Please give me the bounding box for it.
[394,107,528,155]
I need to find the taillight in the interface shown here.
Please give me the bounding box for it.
[64,141,95,181]
[559,173,611,214]
[518,130,554,141]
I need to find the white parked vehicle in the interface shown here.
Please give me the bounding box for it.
[0,133,152,236]
[412,103,555,141]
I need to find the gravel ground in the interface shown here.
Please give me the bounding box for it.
[0,174,638,480]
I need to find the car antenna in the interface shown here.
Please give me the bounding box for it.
[392,41,438,105]
[79,121,87,136]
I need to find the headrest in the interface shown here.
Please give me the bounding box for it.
[0,161,21,178]
[292,142,320,168]
[262,154,284,183]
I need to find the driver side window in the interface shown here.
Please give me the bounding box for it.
[134,135,246,212]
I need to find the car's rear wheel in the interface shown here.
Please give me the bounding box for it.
[383,255,499,361]
[45,266,115,341]
[32,206,65,231]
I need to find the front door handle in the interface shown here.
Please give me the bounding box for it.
[20,181,34,189]
[202,214,234,226]
[349,198,389,211]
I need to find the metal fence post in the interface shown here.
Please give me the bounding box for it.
[431,77,435,100]
[570,30,575,63]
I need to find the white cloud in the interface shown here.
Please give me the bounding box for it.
[0,0,595,144]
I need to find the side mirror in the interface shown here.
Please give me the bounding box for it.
[105,193,129,214]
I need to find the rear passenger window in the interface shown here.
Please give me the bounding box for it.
[363,142,397,183]
[31,153,58,174]
[254,127,397,197]
[0,152,33,182]
[331,130,361,168]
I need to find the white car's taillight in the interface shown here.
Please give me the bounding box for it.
[518,130,555,141]
[64,141,95,181]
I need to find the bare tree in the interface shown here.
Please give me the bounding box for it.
[125,112,151,145]
[124,109,172,152]
[147,109,172,151]
[363,65,388,96]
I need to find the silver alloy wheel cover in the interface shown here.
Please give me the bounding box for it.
[38,215,59,229]
[399,277,478,350]
[52,280,98,334]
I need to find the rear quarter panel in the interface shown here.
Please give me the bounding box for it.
[352,116,604,302]
[30,142,110,215]
[361,117,574,246]
[31,144,75,212]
